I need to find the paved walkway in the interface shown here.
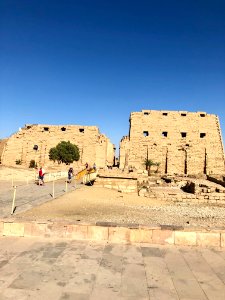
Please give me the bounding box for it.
[0,237,225,299]
[0,179,80,218]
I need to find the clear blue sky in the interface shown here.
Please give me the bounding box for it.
[0,0,225,154]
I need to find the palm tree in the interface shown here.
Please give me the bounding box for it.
[144,159,155,176]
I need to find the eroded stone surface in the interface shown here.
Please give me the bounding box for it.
[0,124,114,169]
[120,110,225,175]
[0,237,225,299]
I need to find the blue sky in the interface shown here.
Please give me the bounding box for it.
[0,0,225,154]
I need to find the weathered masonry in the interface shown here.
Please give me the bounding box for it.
[120,110,225,175]
[0,124,115,168]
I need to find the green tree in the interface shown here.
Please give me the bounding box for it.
[49,141,80,164]
[49,147,58,162]
[144,158,155,176]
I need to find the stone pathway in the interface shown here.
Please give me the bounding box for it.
[0,179,80,218]
[0,237,225,299]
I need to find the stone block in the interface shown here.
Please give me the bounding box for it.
[3,222,24,237]
[175,231,197,246]
[138,188,147,197]
[68,224,88,240]
[29,222,47,237]
[130,228,152,243]
[152,229,174,245]
[118,185,127,190]
[104,184,112,189]
[23,222,33,236]
[87,225,108,241]
[221,233,225,248]
[196,232,220,247]
[0,221,3,236]
[96,221,118,227]
[108,226,130,243]
[140,224,161,230]
[46,223,68,238]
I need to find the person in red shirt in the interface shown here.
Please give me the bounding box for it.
[38,167,45,185]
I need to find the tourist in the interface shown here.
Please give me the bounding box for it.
[38,167,45,185]
[85,162,89,169]
[68,167,74,183]
[93,162,97,171]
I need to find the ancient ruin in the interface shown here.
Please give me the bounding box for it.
[1,110,225,176]
[120,110,225,175]
[0,124,115,168]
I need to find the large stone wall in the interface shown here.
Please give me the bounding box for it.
[1,124,115,168]
[120,110,225,175]
[0,139,7,162]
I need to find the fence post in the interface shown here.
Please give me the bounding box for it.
[11,186,17,214]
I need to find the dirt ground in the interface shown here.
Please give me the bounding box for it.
[1,166,225,229]
[17,185,225,229]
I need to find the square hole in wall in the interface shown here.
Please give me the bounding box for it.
[144,112,149,115]
[61,127,66,131]
[200,133,206,138]
[200,114,206,117]
[181,113,187,116]
[79,128,84,133]
[143,131,149,137]
[181,132,187,138]
[162,112,168,116]
[162,131,168,137]
[33,145,38,150]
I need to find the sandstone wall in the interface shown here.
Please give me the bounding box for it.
[120,110,225,175]
[1,124,115,168]
[146,188,225,206]
[119,136,130,169]
[95,175,137,193]
[0,139,8,163]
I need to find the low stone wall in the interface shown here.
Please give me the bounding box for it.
[35,171,68,183]
[0,219,224,248]
[95,175,137,193]
[151,191,225,205]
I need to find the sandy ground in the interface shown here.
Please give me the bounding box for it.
[18,185,225,229]
[1,166,225,229]
[18,186,165,221]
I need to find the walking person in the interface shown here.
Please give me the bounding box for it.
[68,167,74,183]
[38,167,45,186]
